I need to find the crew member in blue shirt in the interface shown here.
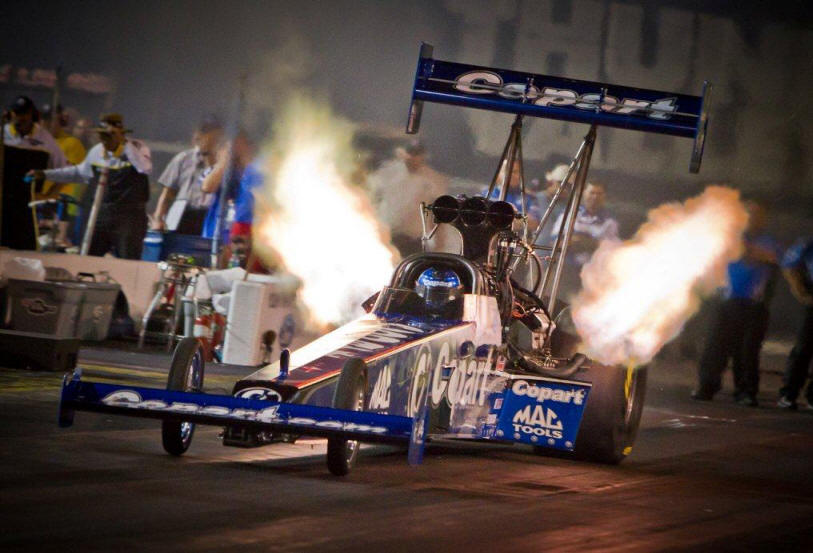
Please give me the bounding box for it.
[200,132,254,244]
[549,180,619,299]
[777,238,813,410]
[693,201,781,406]
[482,161,542,224]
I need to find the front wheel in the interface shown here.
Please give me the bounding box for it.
[326,358,367,476]
[162,337,205,456]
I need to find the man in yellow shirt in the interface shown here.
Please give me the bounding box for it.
[41,104,87,245]
[42,104,86,176]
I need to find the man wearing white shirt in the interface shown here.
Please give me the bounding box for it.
[151,117,221,234]
[30,113,152,259]
[367,141,449,257]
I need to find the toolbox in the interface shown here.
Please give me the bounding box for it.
[6,274,120,341]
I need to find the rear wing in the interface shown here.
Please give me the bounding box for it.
[406,43,711,172]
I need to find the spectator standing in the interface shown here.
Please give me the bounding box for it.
[42,104,86,170]
[30,113,152,259]
[200,132,255,244]
[550,181,619,299]
[693,201,781,406]
[41,104,87,245]
[2,96,67,250]
[367,141,448,257]
[482,161,542,224]
[551,181,619,265]
[777,238,813,410]
[151,118,222,235]
[534,163,571,247]
[72,117,97,150]
[3,96,66,168]
[226,158,267,270]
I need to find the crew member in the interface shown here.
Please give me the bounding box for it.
[29,113,152,259]
[534,163,571,247]
[483,160,542,225]
[550,181,619,298]
[778,238,813,410]
[2,96,68,250]
[3,96,67,168]
[368,141,449,257]
[42,104,86,171]
[200,131,255,244]
[72,116,96,150]
[152,117,222,234]
[226,157,266,269]
[41,104,87,246]
[693,201,781,406]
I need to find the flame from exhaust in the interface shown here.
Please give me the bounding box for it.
[571,186,749,366]
[254,97,397,328]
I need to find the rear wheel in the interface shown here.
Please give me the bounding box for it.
[326,358,367,476]
[535,362,647,464]
[162,337,205,456]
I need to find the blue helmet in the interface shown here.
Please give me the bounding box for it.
[415,268,464,309]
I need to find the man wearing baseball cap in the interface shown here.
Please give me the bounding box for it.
[28,112,152,259]
[2,96,69,249]
[3,95,67,168]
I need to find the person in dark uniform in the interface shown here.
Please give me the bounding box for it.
[692,201,781,406]
[2,96,67,250]
[777,238,813,410]
[29,113,152,259]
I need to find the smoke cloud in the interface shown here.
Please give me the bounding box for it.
[253,96,397,328]
[571,186,749,366]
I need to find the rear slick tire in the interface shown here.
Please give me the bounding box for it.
[326,358,367,476]
[535,363,647,464]
[161,337,205,456]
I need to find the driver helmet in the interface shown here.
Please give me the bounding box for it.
[415,268,464,309]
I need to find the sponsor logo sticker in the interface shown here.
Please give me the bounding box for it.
[370,364,392,410]
[453,70,678,120]
[21,298,57,316]
[511,404,563,440]
[236,388,282,402]
[100,390,390,434]
[511,380,585,405]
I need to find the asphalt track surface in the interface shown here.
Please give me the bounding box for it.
[1,346,812,553]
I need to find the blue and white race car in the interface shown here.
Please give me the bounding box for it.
[59,44,710,475]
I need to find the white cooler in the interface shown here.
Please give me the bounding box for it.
[222,276,299,366]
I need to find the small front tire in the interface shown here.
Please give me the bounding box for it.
[162,337,205,456]
[326,358,367,476]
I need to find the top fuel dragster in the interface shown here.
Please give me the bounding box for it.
[59,44,710,475]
